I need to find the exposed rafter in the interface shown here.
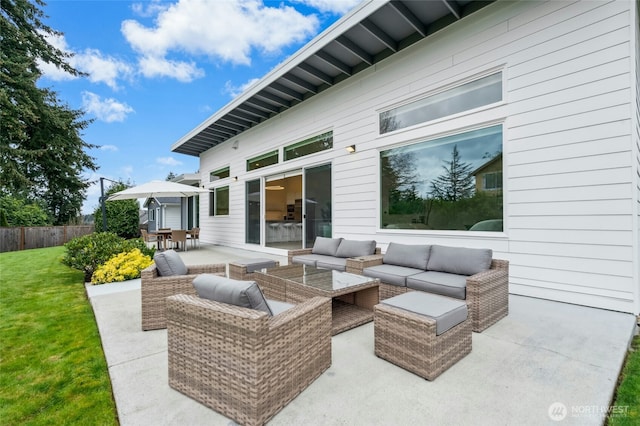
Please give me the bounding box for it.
[172,0,496,157]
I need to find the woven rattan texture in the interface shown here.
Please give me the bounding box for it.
[374,303,472,380]
[167,294,331,426]
[140,263,226,331]
[348,254,509,332]
[228,261,280,281]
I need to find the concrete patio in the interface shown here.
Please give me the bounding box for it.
[86,244,638,426]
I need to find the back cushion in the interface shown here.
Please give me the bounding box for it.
[192,274,272,316]
[383,243,431,270]
[335,240,376,258]
[154,250,188,276]
[427,245,492,276]
[312,237,343,256]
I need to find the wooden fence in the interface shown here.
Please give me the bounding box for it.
[0,226,94,253]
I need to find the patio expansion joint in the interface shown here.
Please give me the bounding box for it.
[107,349,166,369]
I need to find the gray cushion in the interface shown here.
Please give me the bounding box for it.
[335,239,376,258]
[362,264,423,287]
[266,299,295,316]
[383,243,431,270]
[427,245,492,276]
[292,254,324,267]
[406,271,467,300]
[316,257,347,271]
[312,237,343,256]
[192,274,272,316]
[234,258,278,273]
[154,250,188,276]
[382,291,468,335]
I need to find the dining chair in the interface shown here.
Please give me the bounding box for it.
[187,227,200,248]
[170,229,188,251]
[141,229,158,249]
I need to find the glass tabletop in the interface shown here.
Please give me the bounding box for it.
[264,264,378,292]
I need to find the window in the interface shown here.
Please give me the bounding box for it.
[210,166,230,182]
[380,72,502,134]
[247,150,278,171]
[208,186,229,216]
[380,125,503,231]
[149,209,155,221]
[284,131,332,161]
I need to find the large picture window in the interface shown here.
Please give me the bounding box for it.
[208,186,229,216]
[380,72,502,134]
[380,125,503,231]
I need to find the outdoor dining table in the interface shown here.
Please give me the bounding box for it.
[153,229,193,250]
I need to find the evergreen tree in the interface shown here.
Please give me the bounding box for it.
[0,0,98,224]
[429,145,475,202]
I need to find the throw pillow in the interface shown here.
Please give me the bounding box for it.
[335,239,376,258]
[383,243,431,270]
[154,250,188,276]
[192,274,272,316]
[427,245,492,276]
[311,237,343,256]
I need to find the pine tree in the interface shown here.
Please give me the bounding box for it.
[1,0,98,224]
[429,145,475,202]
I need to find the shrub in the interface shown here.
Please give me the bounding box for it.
[62,232,155,282]
[91,249,153,284]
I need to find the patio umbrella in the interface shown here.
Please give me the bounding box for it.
[107,180,208,201]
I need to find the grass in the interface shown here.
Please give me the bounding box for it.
[608,332,640,425]
[0,246,118,426]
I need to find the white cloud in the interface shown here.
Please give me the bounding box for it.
[82,92,135,123]
[156,157,183,166]
[100,144,119,152]
[131,0,171,18]
[295,0,362,14]
[121,0,320,82]
[39,32,133,90]
[224,77,260,98]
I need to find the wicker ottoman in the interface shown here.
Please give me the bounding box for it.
[374,292,472,380]
[228,258,280,280]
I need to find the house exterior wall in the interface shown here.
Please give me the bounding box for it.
[197,0,639,314]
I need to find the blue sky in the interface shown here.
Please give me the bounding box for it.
[37,0,361,213]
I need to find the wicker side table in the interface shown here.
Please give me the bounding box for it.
[228,258,280,281]
[374,292,471,380]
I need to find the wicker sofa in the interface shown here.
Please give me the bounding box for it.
[288,237,380,271]
[166,275,332,426]
[346,243,509,332]
[140,250,226,331]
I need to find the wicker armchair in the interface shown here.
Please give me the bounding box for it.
[167,294,332,426]
[140,263,226,330]
[347,255,509,333]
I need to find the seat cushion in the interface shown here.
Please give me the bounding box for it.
[311,237,343,256]
[192,274,272,316]
[153,249,188,276]
[335,239,376,258]
[292,254,324,267]
[316,256,347,271]
[406,271,467,300]
[383,243,431,270]
[362,264,422,287]
[382,291,468,335]
[427,245,492,276]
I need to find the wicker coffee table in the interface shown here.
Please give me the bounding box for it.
[253,264,379,335]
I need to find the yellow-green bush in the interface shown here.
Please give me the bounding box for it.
[91,249,153,284]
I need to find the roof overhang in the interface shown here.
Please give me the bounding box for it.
[172,0,496,157]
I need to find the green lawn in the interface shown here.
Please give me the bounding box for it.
[608,333,640,425]
[0,247,118,426]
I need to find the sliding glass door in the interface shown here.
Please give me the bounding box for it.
[246,179,260,244]
[304,164,332,247]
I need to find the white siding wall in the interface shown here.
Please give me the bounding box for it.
[197,0,638,313]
